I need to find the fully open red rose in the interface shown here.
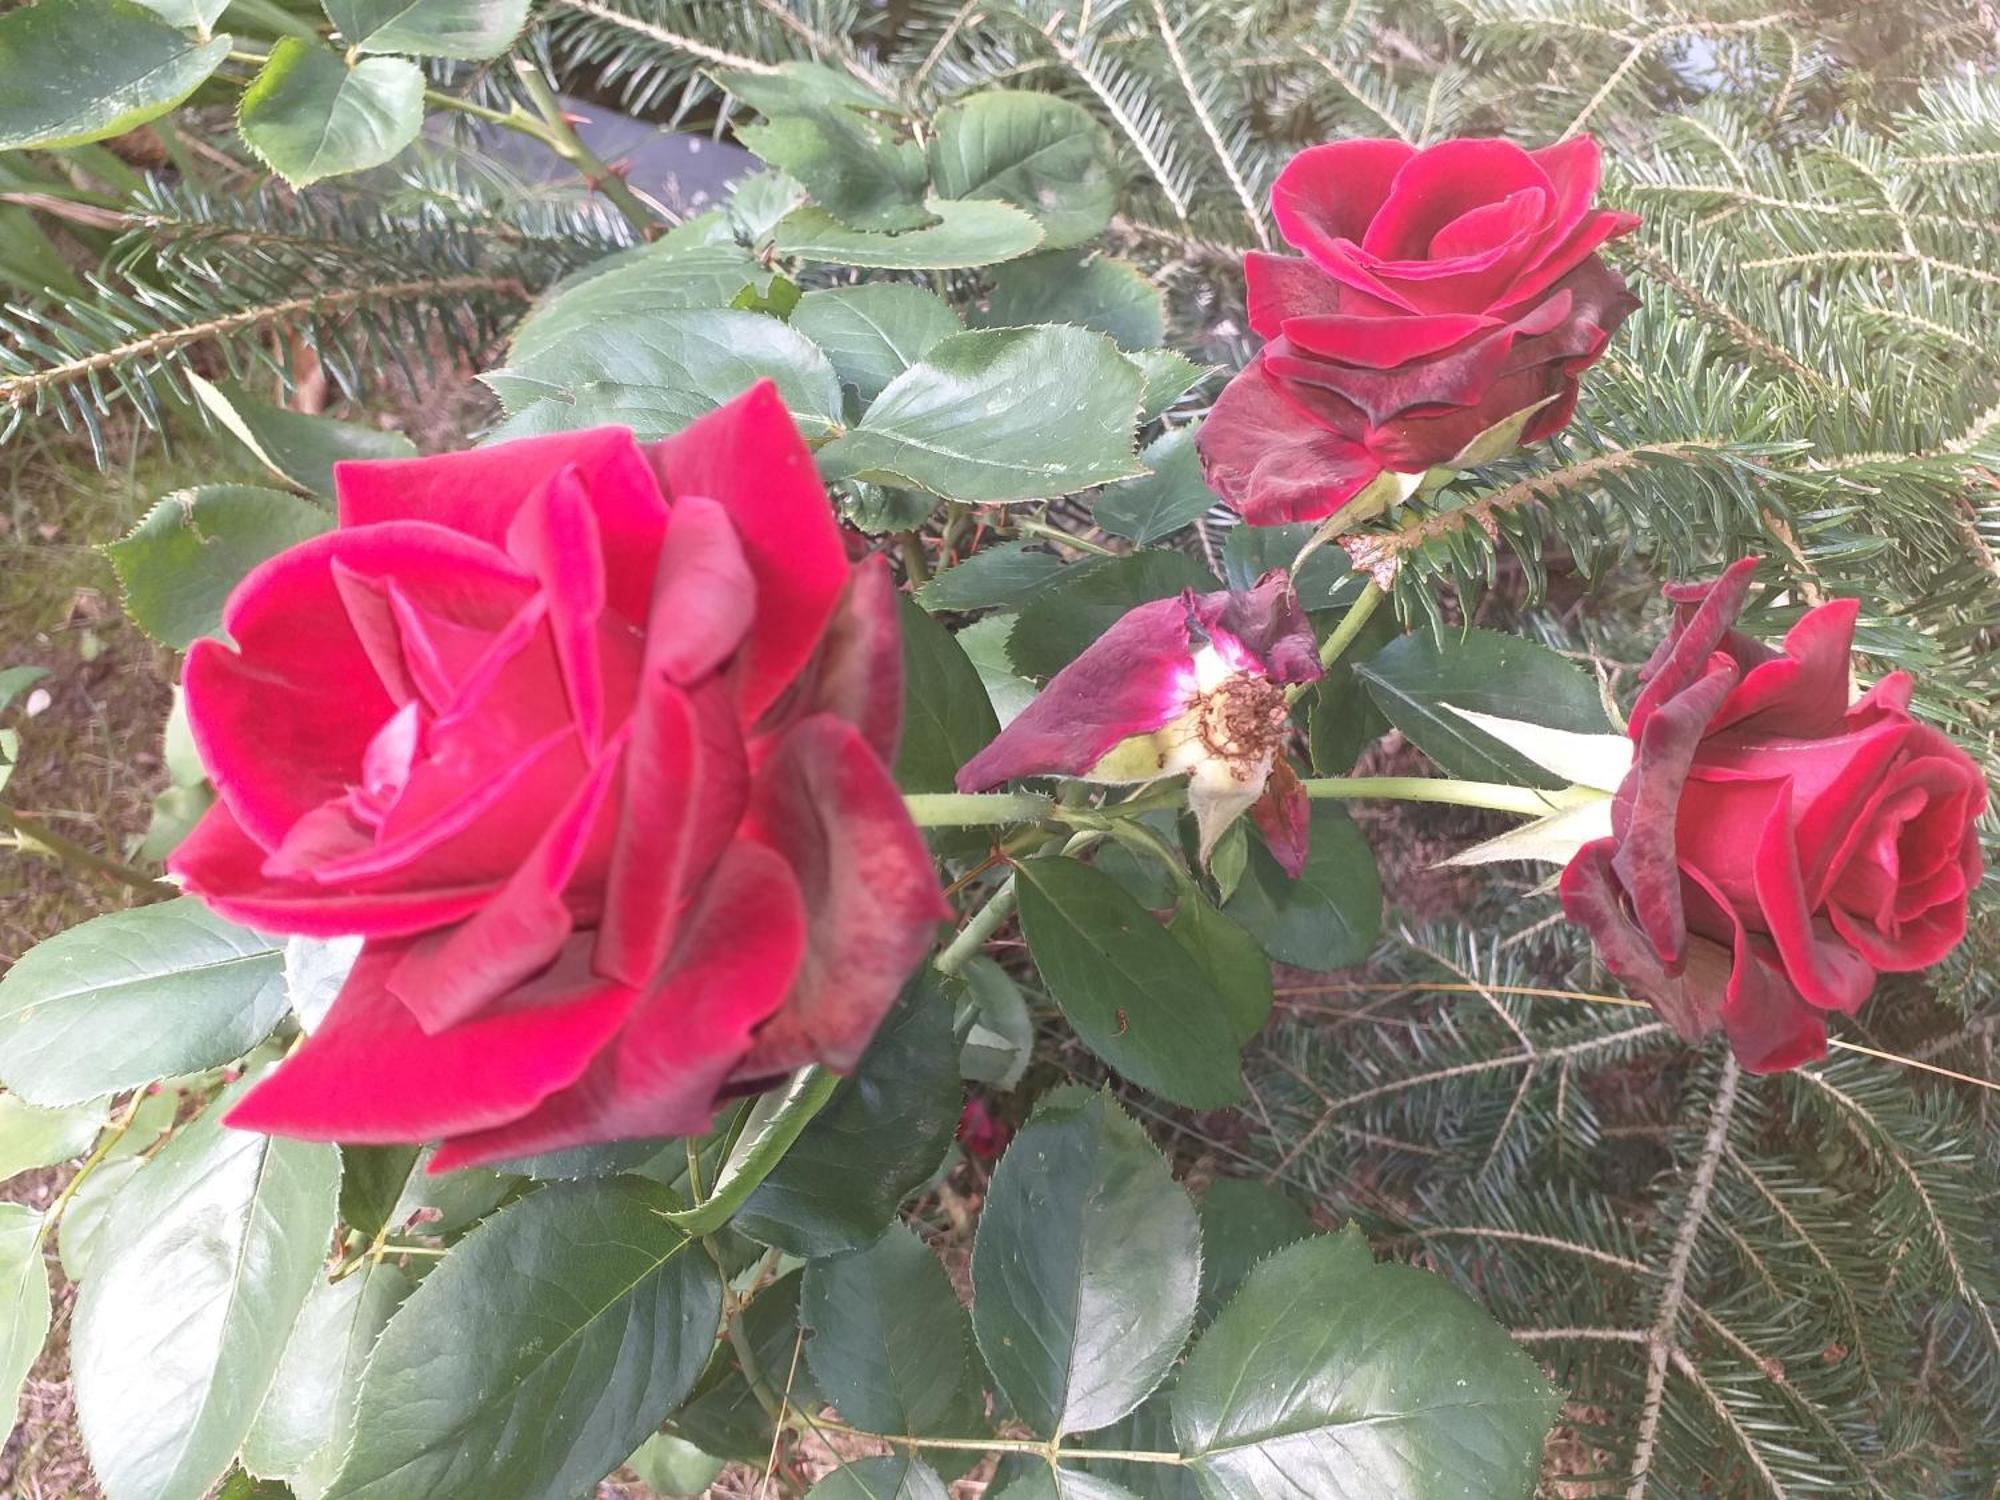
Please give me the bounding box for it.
[171,381,947,1169]
[1561,559,1986,1072]
[1198,136,1641,526]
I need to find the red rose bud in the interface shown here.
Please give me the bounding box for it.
[957,1096,1012,1161]
[955,572,1320,875]
[1199,136,1641,528]
[172,381,948,1169]
[1561,559,1986,1073]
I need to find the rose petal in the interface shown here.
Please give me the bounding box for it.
[646,381,847,721]
[505,465,609,748]
[1196,356,1385,525]
[1629,557,1758,740]
[955,595,1197,790]
[1361,139,1551,262]
[427,840,808,1170]
[1280,310,1499,370]
[1245,252,1344,339]
[1559,838,1719,1042]
[225,937,636,1142]
[1753,781,1877,1012]
[1196,571,1323,686]
[760,556,903,763]
[644,492,757,688]
[1271,139,1418,264]
[1711,598,1858,739]
[596,676,748,989]
[1249,757,1312,878]
[337,426,669,624]
[737,715,947,1079]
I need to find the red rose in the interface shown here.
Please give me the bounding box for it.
[1198,136,1640,527]
[1561,559,1986,1072]
[171,382,947,1169]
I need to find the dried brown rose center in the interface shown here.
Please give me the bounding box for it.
[1194,673,1290,773]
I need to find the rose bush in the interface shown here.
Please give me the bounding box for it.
[1561,559,1986,1072]
[955,571,1322,872]
[170,381,946,1167]
[1198,136,1640,526]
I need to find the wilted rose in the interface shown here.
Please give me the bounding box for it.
[1561,559,1986,1071]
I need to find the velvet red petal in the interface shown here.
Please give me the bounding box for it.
[596,673,748,989]
[1244,252,1344,339]
[1628,558,1758,740]
[955,596,1195,790]
[336,425,669,624]
[760,556,904,764]
[426,840,808,1170]
[1559,839,1720,1043]
[645,381,847,721]
[1282,310,1498,369]
[1196,357,1384,525]
[224,938,637,1142]
[1361,139,1551,261]
[1271,140,1417,264]
[505,465,609,749]
[1711,598,1858,739]
[645,492,757,689]
[738,715,948,1080]
[1249,758,1311,878]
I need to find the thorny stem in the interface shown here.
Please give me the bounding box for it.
[1285,580,1385,704]
[934,878,1018,976]
[1299,776,1593,818]
[35,1092,146,1248]
[905,778,1584,830]
[511,60,664,238]
[801,1417,1189,1465]
[0,803,177,896]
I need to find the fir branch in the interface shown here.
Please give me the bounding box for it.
[1148,0,1271,248]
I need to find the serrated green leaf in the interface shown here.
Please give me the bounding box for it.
[1131,350,1205,424]
[322,0,529,58]
[955,614,1038,728]
[774,199,1045,270]
[670,1271,815,1461]
[972,1092,1199,1436]
[1006,551,1217,679]
[0,1202,49,1447]
[802,1222,973,1437]
[994,1469,1145,1500]
[0,0,230,150]
[820,326,1143,502]
[737,108,932,233]
[808,1457,951,1500]
[487,306,842,442]
[325,1177,721,1500]
[894,595,1002,797]
[1165,892,1272,1047]
[1172,1231,1560,1500]
[1092,427,1218,544]
[73,1075,342,1500]
[1354,627,1611,789]
[56,1153,144,1282]
[790,284,963,407]
[716,60,899,117]
[947,955,1033,1090]
[1222,804,1380,972]
[187,374,416,497]
[512,242,767,358]
[929,91,1116,250]
[0,1095,105,1184]
[1193,1179,1310,1322]
[736,980,960,1258]
[978,251,1163,351]
[106,485,332,649]
[0,899,289,1107]
[240,1260,409,1487]
[1016,859,1245,1110]
[916,540,1063,613]
[1218,521,1350,603]
[130,0,229,31]
[238,41,422,188]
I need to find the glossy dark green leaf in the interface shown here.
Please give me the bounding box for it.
[895,596,1002,796]
[1355,627,1612,789]
[1132,350,1206,424]
[1307,610,1398,777]
[0,0,230,151]
[487,306,842,442]
[955,614,1038,727]
[241,1260,410,1491]
[736,980,961,1258]
[322,0,530,58]
[819,327,1144,502]
[1016,859,1243,1108]
[1194,1179,1311,1322]
[107,487,331,649]
[916,541,1063,613]
[238,41,423,188]
[807,1456,950,1500]
[1223,804,1380,973]
[509,243,767,363]
[717,60,899,117]
[0,1096,107,1183]
[1165,892,1272,1047]
[0,1202,49,1447]
[1091,428,1218,544]
[1007,551,1217,679]
[57,1154,145,1281]
[1078,1392,1201,1499]
[1172,1230,1561,1500]
[0,899,290,1106]
[335,1145,419,1239]
[188,375,416,497]
[737,107,931,233]
[791,284,962,407]
[325,1177,721,1500]
[929,91,1116,249]
[73,1076,342,1500]
[971,1092,1199,1436]
[802,1222,972,1436]
[774,200,1044,270]
[978,251,1163,350]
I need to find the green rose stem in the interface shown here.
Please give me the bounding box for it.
[1285,578,1385,705]
[1299,775,1590,817]
[0,802,177,896]
[901,775,1574,828]
[661,1067,840,1237]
